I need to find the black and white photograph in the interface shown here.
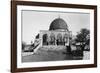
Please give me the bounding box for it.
[21,10,90,62]
[11,1,97,73]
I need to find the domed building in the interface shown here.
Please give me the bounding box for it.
[39,17,72,50]
[33,17,72,53]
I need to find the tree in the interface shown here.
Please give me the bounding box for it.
[75,28,90,50]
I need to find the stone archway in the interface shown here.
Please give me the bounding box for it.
[57,33,63,45]
[50,33,55,45]
[63,33,68,45]
[42,34,48,45]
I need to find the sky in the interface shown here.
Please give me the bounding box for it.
[22,10,90,44]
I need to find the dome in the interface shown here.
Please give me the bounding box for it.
[49,18,68,31]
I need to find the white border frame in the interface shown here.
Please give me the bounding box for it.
[17,5,94,68]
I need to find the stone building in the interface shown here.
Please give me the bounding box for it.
[39,17,72,50]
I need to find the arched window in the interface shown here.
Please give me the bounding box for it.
[57,33,63,45]
[50,33,55,45]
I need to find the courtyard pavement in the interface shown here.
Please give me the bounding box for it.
[22,48,90,62]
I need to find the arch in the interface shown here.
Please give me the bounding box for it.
[50,33,55,45]
[42,34,48,45]
[57,33,63,45]
[63,33,68,45]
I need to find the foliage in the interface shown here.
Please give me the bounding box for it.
[75,28,90,43]
[75,28,90,51]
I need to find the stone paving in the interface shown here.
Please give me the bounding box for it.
[22,47,90,62]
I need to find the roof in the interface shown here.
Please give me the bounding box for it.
[49,18,68,31]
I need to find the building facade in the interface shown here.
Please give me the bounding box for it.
[39,18,72,50]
